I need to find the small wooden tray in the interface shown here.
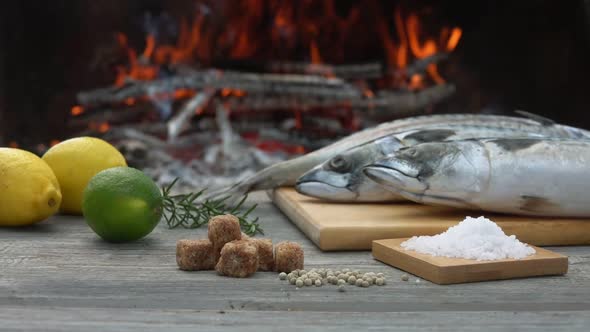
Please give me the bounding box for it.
[372,238,568,285]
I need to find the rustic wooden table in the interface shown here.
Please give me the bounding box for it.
[1,192,589,331]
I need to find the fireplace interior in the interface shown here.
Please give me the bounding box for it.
[1,0,589,189]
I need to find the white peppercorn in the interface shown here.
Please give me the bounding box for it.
[347,276,357,285]
[355,279,363,287]
[304,278,313,287]
[401,274,409,281]
[361,281,370,288]
[315,279,322,287]
[337,279,346,286]
[338,284,346,292]
[279,272,287,280]
[375,278,384,286]
[296,279,304,287]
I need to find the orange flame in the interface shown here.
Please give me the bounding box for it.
[8,141,18,148]
[377,16,397,70]
[406,14,438,59]
[114,32,158,87]
[107,5,462,96]
[310,40,322,64]
[378,8,462,86]
[143,34,156,59]
[446,27,462,51]
[393,9,408,69]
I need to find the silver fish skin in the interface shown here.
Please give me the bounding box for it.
[202,113,590,202]
[363,138,590,217]
[296,124,555,202]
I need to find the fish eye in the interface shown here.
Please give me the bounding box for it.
[329,156,350,173]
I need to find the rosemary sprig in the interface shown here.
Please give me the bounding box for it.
[161,178,264,236]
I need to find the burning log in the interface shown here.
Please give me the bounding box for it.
[268,61,383,79]
[370,84,456,113]
[167,89,216,141]
[67,103,153,130]
[210,60,383,79]
[227,84,455,114]
[394,53,450,77]
[77,69,361,107]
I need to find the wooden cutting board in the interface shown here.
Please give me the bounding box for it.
[372,238,568,284]
[270,187,590,251]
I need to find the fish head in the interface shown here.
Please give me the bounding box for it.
[296,163,356,200]
[363,140,489,201]
[296,135,405,202]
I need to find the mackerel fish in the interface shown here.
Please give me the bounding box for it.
[295,120,590,202]
[363,137,590,217]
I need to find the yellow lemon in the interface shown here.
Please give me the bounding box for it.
[0,148,62,226]
[42,137,127,214]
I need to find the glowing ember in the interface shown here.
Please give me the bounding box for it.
[8,141,19,148]
[98,122,110,133]
[71,105,84,116]
[409,74,424,90]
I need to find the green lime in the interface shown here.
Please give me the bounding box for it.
[82,167,163,243]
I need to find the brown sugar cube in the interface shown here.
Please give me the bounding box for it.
[215,240,259,278]
[250,238,274,271]
[274,241,304,273]
[208,214,242,258]
[176,239,216,271]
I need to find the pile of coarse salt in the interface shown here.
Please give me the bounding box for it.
[401,216,535,261]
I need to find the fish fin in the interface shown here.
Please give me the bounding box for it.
[491,138,540,152]
[397,190,476,210]
[402,129,457,144]
[514,110,556,126]
[519,195,560,213]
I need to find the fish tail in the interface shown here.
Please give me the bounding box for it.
[199,182,249,206]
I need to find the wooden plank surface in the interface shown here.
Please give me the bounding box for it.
[373,239,568,284]
[271,188,590,251]
[0,192,589,331]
